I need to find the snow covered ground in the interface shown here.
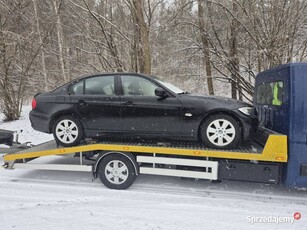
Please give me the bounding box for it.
[1,106,307,230]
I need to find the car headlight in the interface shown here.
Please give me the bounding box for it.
[238,107,255,116]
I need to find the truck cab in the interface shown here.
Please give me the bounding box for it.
[254,63,307,187]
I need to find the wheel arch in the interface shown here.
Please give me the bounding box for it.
[93,151,139,178]
[49,110,83,133]
[198,110,244,141]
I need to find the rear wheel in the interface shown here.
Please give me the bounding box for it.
[98,154,137,189]
[200,114,241,149]
[53,116,83,147]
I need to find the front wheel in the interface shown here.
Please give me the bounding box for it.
[98,154,137,189]
[200,114,241,149]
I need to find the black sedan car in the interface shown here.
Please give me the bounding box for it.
[30,73,257,149]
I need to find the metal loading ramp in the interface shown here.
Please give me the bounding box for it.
[3,134,287,164]
[1,132,288,189]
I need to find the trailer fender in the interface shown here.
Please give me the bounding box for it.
[93,151,138,178]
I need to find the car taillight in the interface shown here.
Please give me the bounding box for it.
[32,98,37,109]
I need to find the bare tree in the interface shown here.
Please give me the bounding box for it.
[1,0,307,122]
[0,0,49,120]
[32,0,49,91]
[53,0,67,82]
[130,0,152,74]
[228,1,240,99]
[197,0,214,95]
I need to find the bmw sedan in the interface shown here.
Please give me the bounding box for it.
[29,73,258,149]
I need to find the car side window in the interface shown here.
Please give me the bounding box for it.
[256,81,284,106]
[72,81,84,95]
[121,75,158,96]
[85,76,115,96]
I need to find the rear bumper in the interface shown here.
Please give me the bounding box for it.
[29,110,51,133]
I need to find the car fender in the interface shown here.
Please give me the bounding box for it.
[198,109,244,138]
[49,109,88,132]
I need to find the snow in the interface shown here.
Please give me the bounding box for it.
[1,105,307,229]
[0,106,53,144]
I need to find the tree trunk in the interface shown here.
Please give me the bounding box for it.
[132,0,151,75]
[53,0,66,83]
[32,0,48,91]
[229,1,239,99]
[198,0,214,95]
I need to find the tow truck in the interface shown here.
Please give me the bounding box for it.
[1,63,306,189]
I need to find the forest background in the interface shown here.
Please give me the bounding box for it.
[0,0,306,121]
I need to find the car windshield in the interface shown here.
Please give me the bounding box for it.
[157,80,185,94]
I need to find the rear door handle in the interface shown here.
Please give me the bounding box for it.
[78,100,86,106]
[123,101,133,106]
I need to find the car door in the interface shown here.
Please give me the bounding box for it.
[69,75,121,136]
[119,75,183,136]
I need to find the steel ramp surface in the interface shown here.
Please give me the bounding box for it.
[3,134,287,163]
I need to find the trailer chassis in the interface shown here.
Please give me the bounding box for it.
[1,128,287,189]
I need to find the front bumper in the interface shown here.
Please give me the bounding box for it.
[234,111,258,141]
[245,117,259,140]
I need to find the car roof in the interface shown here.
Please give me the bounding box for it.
[78,72,152,79]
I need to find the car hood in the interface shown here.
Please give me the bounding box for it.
[180,94,252,109]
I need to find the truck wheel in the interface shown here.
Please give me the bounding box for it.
[53,116,83,147]
[200,114,241,149]
[98,154,137,189]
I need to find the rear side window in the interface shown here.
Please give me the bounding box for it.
[256,81,284,106]
[85,76,115,96]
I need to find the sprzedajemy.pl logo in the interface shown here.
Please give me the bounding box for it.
[247,212,301,224]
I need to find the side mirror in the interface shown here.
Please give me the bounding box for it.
[155,88,168,98]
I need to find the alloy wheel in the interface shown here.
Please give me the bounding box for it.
[206,119,236,147]
[105,160,129,185]
[55,119,79,144]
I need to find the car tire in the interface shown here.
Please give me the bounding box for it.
[53,116,83,147]
[200,114,241,149]
[98,154,137,190]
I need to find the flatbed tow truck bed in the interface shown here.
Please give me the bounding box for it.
[1,128,288,189]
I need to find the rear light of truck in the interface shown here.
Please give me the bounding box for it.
[32,98,37,109]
